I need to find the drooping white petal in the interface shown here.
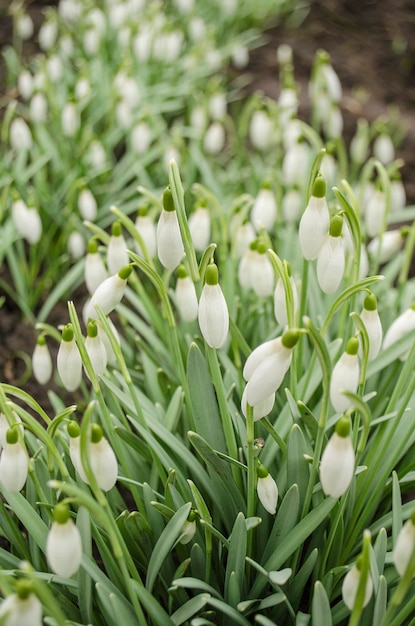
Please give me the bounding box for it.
[179,520,197,545]
[85,272,129,319]
[11,200,42,245]
[299,196,330,260]
[107,234,129,275]
[10,118,32,150]
[241,386,275,421]
[251,188,277,232]
[360,308,382,361]
[57,338,82,392]
[320,432,355,498]
[245,346,292,407]
[175,276,199,322]
[156,209,184,270]
[382,308,415,360]
[134,214,157,258]
[317,235,345,294]
[257,474,278,514]
[78,188,97,221]
[274,276,299,327]
[89,438,118,491]
[84,252,108,295]
[46,519,83,578]
[393,518,415,577]
[32,341,53,384]
[342,565,373,611]
[249,110,273,151]
[85,334,107,378]
[0,442,29,492]
[365,189,387,238]
[198,284,229,349]
[251,253,275,297]
[367,230,403,264]
[188,207,211,252]
[203,121,226,155]
[330,352,359,414]
[0,592,43,626]
[373,134,395,165]
[243,338,281,381]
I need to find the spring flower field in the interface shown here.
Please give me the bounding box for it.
[1,1,415,624]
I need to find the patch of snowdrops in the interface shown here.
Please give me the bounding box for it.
[0,0,414,625]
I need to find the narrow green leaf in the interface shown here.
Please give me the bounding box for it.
[171,577,222,600]
[373,528,388,576]
[77,507,93,626]
[392,471,403,546]
[130,580,176,625]
[206,596,251,625]
[225,513,247,605]
[262,484,300,560]
[312,581,333,626]
[373,575,387,626]
[170,593,210,625]
[289,549,319,610]
[287,424,311,505]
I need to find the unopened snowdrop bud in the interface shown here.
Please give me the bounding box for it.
[78,188,97,221]
[179,511,197,545]
[203,121,226,155]
[57,324,83,392]
[365,189,387,238]
[241,386,275,421]
[85,320,107,378]
[238,240,257,290]
[373,132,395,165]
[30,92,48,123]
[134,207,157,259]
[382,304,415,361]
[249,109,273,151]
[282,188,302,223]
[9,118,32,151]
[350,119,369,165]
[175,265,198,322]
[251,242,275,297]
[88,424,118,491]
[342,557,373,611]
[84,239,108,295]
[232,219,256,258]
[274,264,299,327]
[198,263,229,349]
[360,293,382,361]
[38,18,58,51]
[390,177,406,212]
[157,188,184,270]
[0,581,42,626]
[317,214,345,294]
[61,102,80,137]
[46,503,82,578]
[330,337,360,413]
[16,13,34,40]
[393,511,415,577]
[11,199,42,245]
[67,420,82,477]
[320,416,355,498]
[68,231,85,259]
[0,428,28,492]
[107,220,129,275]
[232,43,249,69]
[209,92,227,121]
[282,140,309,186]
[251,185,277,232]
[244,330,299,407]
[131,121,152,154]
[299,175,330,260]
[188,206,211,252]
[86,265,132,319]
[18,70,33,100]
[256,464,278,514]
[367,229,405,264]
[32,335,52,384]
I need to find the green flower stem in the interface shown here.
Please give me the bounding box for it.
[260,418,288,456]
[398,221,415,288]
[205,345,242,490]
[348,530,372,626]
[246,403,256,520]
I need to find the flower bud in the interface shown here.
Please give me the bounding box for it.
[198,263,229,348]
[317,215,345,294]
[251,186,277,232]
[78,188,98,222]
[249,109,273,151]
[175,266,198,322]
[320,416,355,498]
[0,428,28,492]
[188,207,211,252]
[157,189,184,270]
[393,512,415,577]
[57,324,83,392]
[134,208,157,259]
[329,338,359,413]
[382,305,415,361]
[107,220,129,275]
[256,464,278,514]
[10,118,32,151]
[46,503,82,578]
[32,336,52,384]
[84,239,108,295]
[203,121,226,155]
[274,269,299,327]
[0,582,42,626]
[179,511,197,545]
[342,559,373,611]
[367,229,405,264]
[359,293,382,361]
[11,199,42,245]
[85,320,107,378]
[85,265,132,319]
[299,176,329,260]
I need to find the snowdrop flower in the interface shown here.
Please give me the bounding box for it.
[157,188,184,270]
[179,511,197,545]
[16,13,34,40]
[282,188,302,223]
[209,92,227,121]
[57,324,83,392]
[78,188,97,222]
[30,92,48,123]
[277,43,293,66]
[231,43,249,69]
[18,70,33,100]
[367,229,405,264]
[85,265,132,319]
[390,177,406,212]
[365,189,387,238]
[68,231,85,259]
[38,18,58,51]
[274,265,299,327]
[317,214,345,294]
[11,199,42,244]
[243,330,299,407]
[9,118,32,151]
[84,239,108,295]
[320,416,355,498]
[0,428,28,492]
[46,55,63,83]
[90,424,118,491]
[350,119,369,165]
[188,206,211,252]
[131,121,152,154]
[134,207,156,259]
[175,266,198,322]
[359,292,382,361]
[241,386,275,421]
[299,175,330,260]
[250,242,275,297]
[231,219,256,259]
[238,241,257,290]
[342,558,373,611]
[373,133,395,165]
[0,581,42,626]
[107,220,129,275]
[46,503,82,578]
[85,320,107,378]
[251,185,277,232]
[323,62,342,102]
[393,512,415,577]
[249,109,273,151]
[32,335,52,384]
[198,263,229,349]
[61,102,80,137]
[203,121,226,155]
[256,463,278,514]
[0,413,23,450]
[330,337,360,414]
[382,304,415,360]
[75,76,91,104]
[282,140,310,186]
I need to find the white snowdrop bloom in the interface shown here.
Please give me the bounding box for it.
[299,176,330,260]
[87,425,118,491]
[62,102,80,137]
[32,337,52,384]
[277,43,293,66]
[78,188,97,221]
[257,465,278,514]
[390,178,406,212]
[249,109,273,151]
[157,188,184,270]
[68,231,85,259]
[350,119,369,165]
[320,153,337,187]
[274,272,299,327]
[250,245,275,298]
[330,338,360,414]
[46,55,63,83]
[175,267,198,322]
[97,318,119,365]
[342,562,373,611]
[251,187,277,232]
[231,44,249,69]
[16,13,34,40]
[243,331,299,407]
[282,188,302,223]
[188,16,206,42]
[232,220,256,258]
[75,77,91,104]
[38,19,58,50]
[84,240,108,295]
[30,92,48,123]
[59,0,82,24]
[320,417,355,498]
[238,244,256,290]
[0,413,23,450]
[164,31,183,62]
[241,386,275,421]
[198,263,229,349]
[174,0,194,12]
[365,189,387,238]
[373,133,395,165]
[283,118,302,150]
[190,106,207,136]
[317,215,345,294]
[209,93,227,121]
[133,29,153,63]
[322,62,342,102]
[278,88,298,124]
[57,324,83,392]
[359,244,369,280]
[134,210,157,259]
[85,265,132,319]
[203,121,226,155]
[325,105,343,138]
[0,585,42,626]
[18,71,33,100]
[87,140,107,172]
[11,199,42,244]
[205,49,222,72]
[131,121,152,154]
[189,207,211,252]
[9,118,32,151]
[393,514,415,577]
[59,34,74,58]
[359,293,382,361]
[46,504,82,578]
[85,321,107,378]
[0,429,28,493]
[107,221,129,275]
[367,229,404,264]
[283,141,310,186]
[179,519,197,545]
[382,306,415,361]
[83,27,101,55]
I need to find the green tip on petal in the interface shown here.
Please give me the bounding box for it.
[329,214,343,237]
[262,180,271,190]
[87,238,98,254]
[205,263,219,285]
[281,329,300,349]
[285,261,292,277]
[364,292,377,311]
[62,323,74,343]
[256,463,269,479]
[177,264,188,279]
[355,555,363,571]
[345,337,359,356]
[118,265,132,280]
[37,334,46,347]
[6,427,19,445]
[67,420,81,438]
[138,205,148,217]
[411,510,415,526]
[53,502,70,525]
[187,510,198,522]
[335,415,351,438]
[91,423,103,444]
[16,579,33,601]
[257,240,267,255]
[87,320,98,338]
[111,221,122,237]
[312,175,326,198]
[249,239,258,251]
[163,187,175,212]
